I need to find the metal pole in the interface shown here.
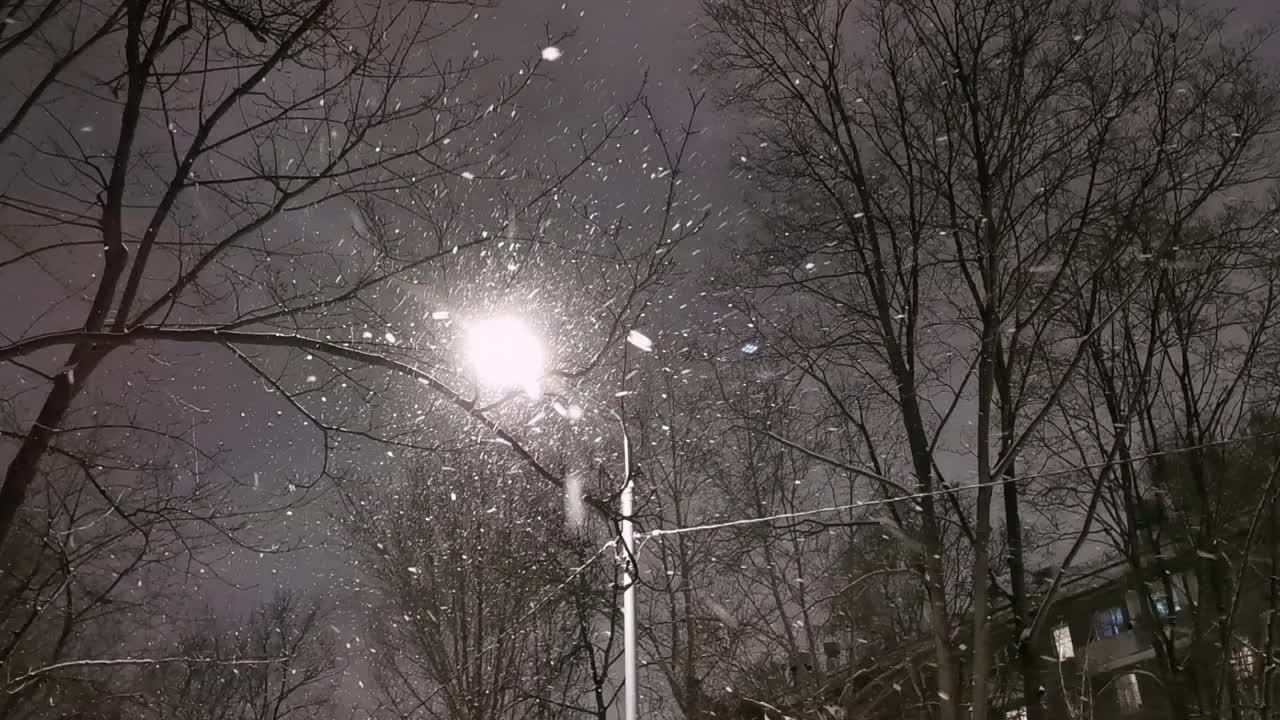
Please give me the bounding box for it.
[621,424,637,720]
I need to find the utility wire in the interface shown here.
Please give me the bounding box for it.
[643,428,1280,540]
[393,427,1279,717]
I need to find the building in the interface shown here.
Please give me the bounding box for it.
[734,546,1272,720]
[1005,550,1267,720]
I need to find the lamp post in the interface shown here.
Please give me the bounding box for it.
[619,415,637,720]
[463,314,638,720]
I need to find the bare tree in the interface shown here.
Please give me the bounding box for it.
[0,419,305,719]
[1039,204,1280,720]
[136,592,340,720]
[0,5,714,719]
[345,453,616,720]
[709,355,980,720]
[630,368,744,720]
[0,590,337,719]
[697,1,1279,719]
[0,0,693,554]
[708,363,850,691]
[546,537,624,720]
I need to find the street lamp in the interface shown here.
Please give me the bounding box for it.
[618,416,638,720]
[461,314,638,720]
[463,315,545,398]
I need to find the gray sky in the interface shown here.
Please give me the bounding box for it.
[67,0,750,698]
[5,0,1280,712]
[0,2,740,705]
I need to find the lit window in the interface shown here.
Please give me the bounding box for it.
[1005,707,1028,720]
[1233,639,1258,678]
[1148,581,1185,622]
[1053,623,1074,659]
[1116,672,1142,712]
[1094,606,1127,639]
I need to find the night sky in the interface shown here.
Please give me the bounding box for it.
[190,0,743,590]
[0,0,742,697]
[193,0,745,703]
[212,0,1280,593]
[4,0,1280,714]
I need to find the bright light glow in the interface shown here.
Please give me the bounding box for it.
[464,315,545,397]
[1053,624,1074,659]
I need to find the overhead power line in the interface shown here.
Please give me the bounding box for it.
[393,427,1280,717]
[643,428,1280,541]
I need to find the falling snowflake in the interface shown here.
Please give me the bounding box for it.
[706,599,738,629]
[541,46,563,61]
[627,329,654,352]
[565,471,586,529]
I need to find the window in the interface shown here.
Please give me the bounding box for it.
[1115,673,1142,712]
[1053,623,1075,659]
[1094,606,1127,639]
[1005,707,1028,720]
[1233,638,1258,678]
[1148,581,1185,622]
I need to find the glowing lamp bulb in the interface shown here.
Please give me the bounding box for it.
[464,315,545,397]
